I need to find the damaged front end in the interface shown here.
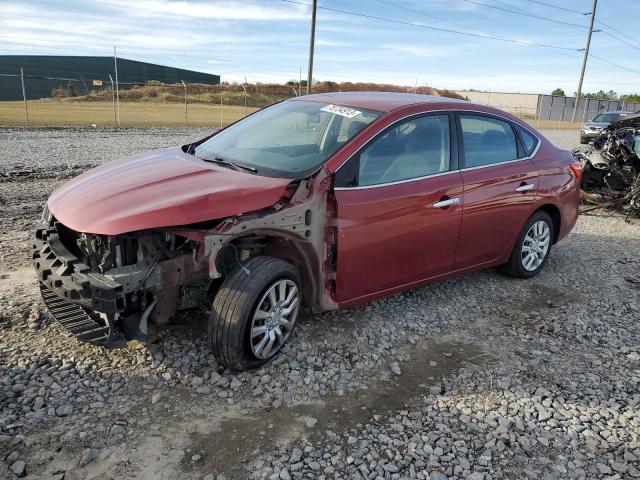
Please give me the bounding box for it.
[33,215,210,346]
[33,170,335,348]
[573,113,640,216]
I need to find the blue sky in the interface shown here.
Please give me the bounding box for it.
[1,0,639,94]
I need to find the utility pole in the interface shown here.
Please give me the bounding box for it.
[242,78,247,116]
[109,74,116,127]
[113,46,120,127]
[571,0,597,123]
[306,0,317,95]
[20,67,29,127]
[181,80,188,127]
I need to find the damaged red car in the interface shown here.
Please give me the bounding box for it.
[34,92,580,370]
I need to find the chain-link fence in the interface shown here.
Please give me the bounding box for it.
[0,71,299,128]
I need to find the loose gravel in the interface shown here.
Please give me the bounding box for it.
[1,127,639,480]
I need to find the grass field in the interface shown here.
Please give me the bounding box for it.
[0,99,582,129]
[0,100,259,127]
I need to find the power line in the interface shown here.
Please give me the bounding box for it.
[373,0,508,37]
[595,19,640,45]
[588,53,640,77]
[399,0,639,75]
[371,0,581,60]
[518,0,590,15]
[598,30,640,52]
[491,0,640,54]
[279,0,582,51]
[459,0,586,30]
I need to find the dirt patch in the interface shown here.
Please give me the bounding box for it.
[184,339,487,478]
[517,285,576,312]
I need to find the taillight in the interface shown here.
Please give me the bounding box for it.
[569,161,583,182]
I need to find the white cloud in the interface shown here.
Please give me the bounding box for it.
[95,0,309,21]
[316,39,351,47]
[381,43,447,58]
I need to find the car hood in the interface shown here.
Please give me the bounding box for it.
[48,147,291,235]
[584,122,609,128]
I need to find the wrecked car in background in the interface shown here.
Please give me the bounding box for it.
[574,112,640,216]
[580,110,635,144]
[34,92,580,371]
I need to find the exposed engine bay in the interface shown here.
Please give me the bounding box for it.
[573,112,640,217]
[33,173,334,348]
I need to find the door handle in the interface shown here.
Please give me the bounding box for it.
[515,183,535,192]
[432,197,460,208]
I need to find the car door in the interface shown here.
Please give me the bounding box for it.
[454,113,539,270]
[333,112,464,303]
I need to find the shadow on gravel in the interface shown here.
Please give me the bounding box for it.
[185,339,488,479]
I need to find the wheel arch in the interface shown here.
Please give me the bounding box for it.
[224,232,320,311]
[535,203,561,244]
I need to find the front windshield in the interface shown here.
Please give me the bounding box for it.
[192,100,383,178]
[593,113,627,123]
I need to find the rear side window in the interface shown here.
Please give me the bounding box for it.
[515,124,538,157]
[459,115,517,168]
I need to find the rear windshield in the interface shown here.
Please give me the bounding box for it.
[192,100,383,178]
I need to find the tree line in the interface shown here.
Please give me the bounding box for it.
[551,88,640,103]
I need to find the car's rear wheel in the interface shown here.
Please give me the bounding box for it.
[502,210,554,279]
[208,256,301,371]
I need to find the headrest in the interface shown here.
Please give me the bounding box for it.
[481,129,509,148]
[406,122,443,151]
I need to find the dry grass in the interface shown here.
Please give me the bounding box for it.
[1,99,584,130]
[65,86,290,109]
[0,100,258,127]
[523,119,583,130]
[513,113,582,130]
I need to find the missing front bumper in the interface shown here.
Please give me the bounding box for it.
[33,220,127,346]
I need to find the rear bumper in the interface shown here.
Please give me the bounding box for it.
[33,220,125,315]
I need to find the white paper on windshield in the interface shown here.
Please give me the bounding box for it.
[320,104,362,118]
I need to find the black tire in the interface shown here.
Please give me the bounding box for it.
[501,210,554,279]
[209,256,301,371]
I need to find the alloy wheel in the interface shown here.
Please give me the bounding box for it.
[250,279,299,359]
[521,220,551,271]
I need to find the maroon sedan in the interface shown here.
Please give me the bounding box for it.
[34,92,581,370]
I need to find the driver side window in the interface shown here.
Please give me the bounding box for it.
[346,114,450,187]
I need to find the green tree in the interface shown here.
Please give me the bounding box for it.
[551,88,565,96]
[620,93,640,103]
[581,90,617,100]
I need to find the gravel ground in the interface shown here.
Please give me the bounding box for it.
[1,127,639,480]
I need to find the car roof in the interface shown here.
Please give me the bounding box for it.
[290,91,467,113]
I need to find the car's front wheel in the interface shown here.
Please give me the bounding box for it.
[209,256,301,371]
[502,210,554,279]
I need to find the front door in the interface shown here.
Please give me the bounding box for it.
[454,113,539,269]
[333,113,463,303]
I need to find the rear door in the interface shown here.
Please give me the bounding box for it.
[333,113,463,303]
[454,113,539,269]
